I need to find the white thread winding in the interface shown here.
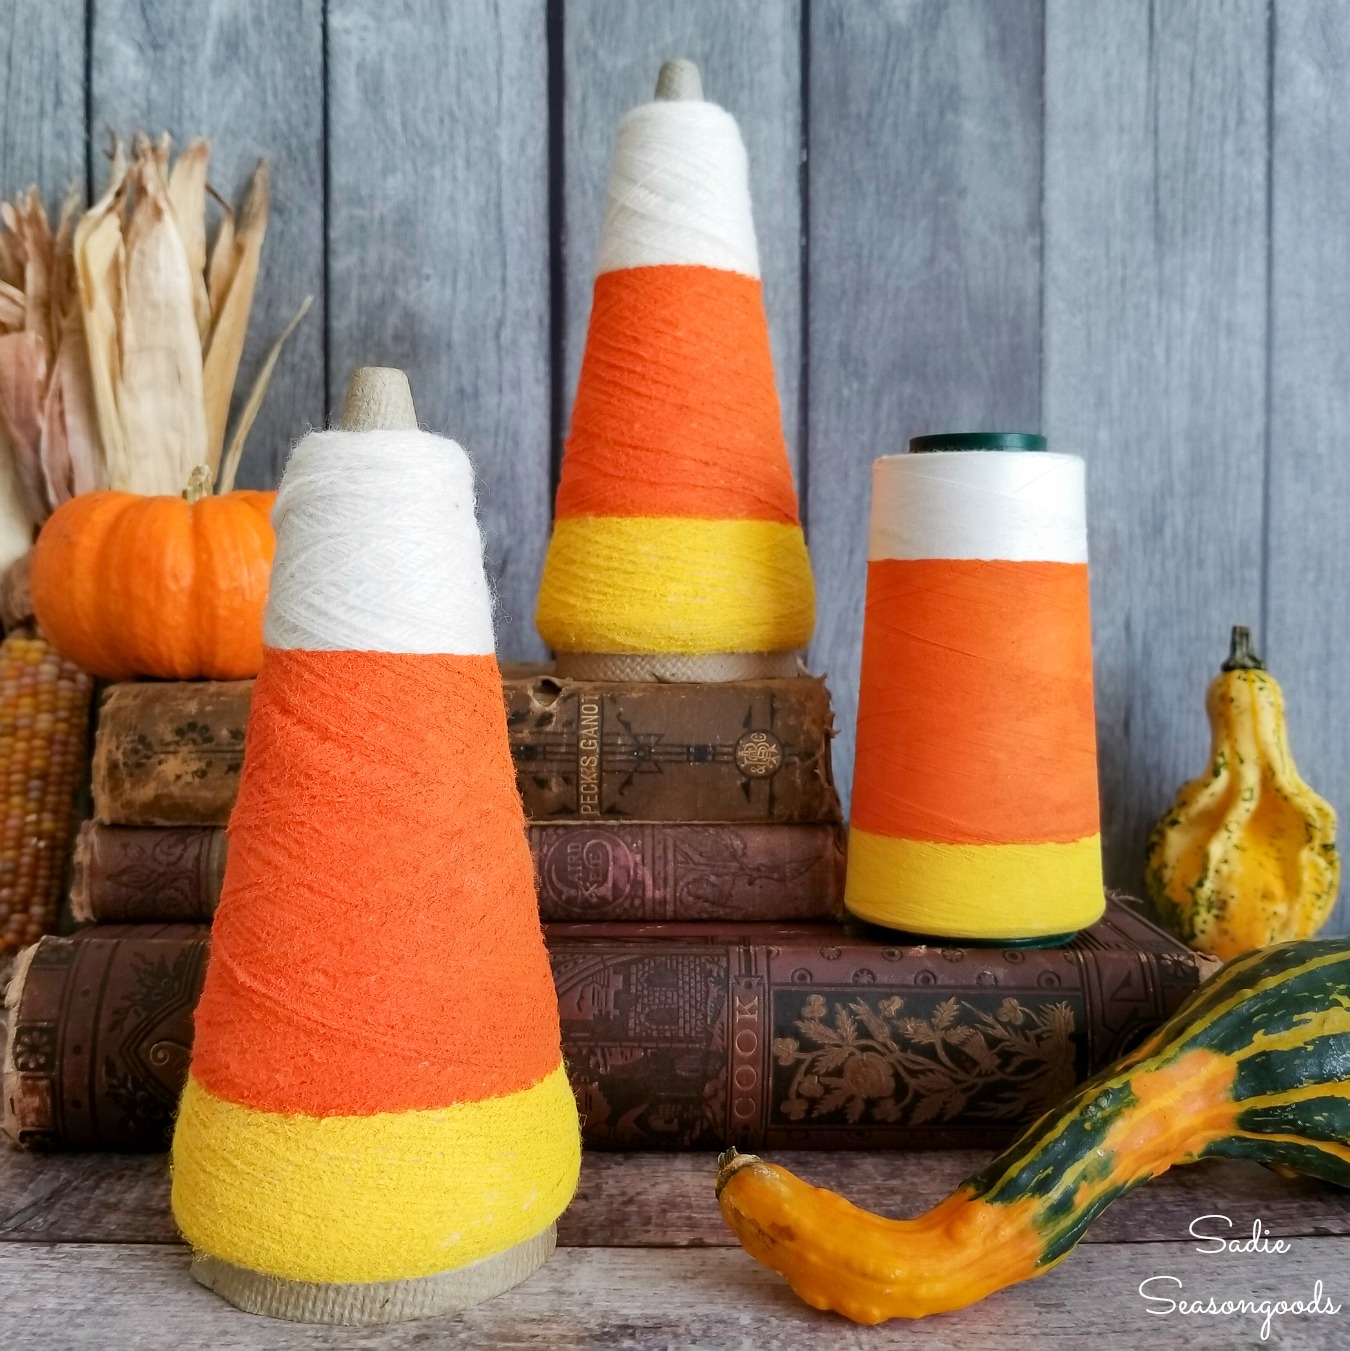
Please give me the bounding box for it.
[264,428,495,656]
[596,100,760,278]
[869,452,1088,563]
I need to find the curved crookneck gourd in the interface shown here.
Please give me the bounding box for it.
[1147,625,1338,962]
[717,938,1350,1323]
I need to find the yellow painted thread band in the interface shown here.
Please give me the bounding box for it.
[845,828,1105,939]
[536,514,815,654]
[171,1063,581,1285]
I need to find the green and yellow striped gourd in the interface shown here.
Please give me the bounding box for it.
[717,937,1350,1323]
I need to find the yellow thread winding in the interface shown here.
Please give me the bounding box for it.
[845,828,1105,939]
[536,514,815,654]
[171,1064,581,1285]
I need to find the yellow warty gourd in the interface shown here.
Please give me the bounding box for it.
[1146,625,1339,961]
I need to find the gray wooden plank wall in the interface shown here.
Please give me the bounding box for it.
[1,0,1347,919]
[1044,0,1270,896]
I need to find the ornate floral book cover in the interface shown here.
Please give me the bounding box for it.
[2,898,1206,1152]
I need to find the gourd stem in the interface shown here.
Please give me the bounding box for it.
[1222,624,1264,672]
[715,1148,756,1197]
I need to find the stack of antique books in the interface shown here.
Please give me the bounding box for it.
[2,665,1209,1153]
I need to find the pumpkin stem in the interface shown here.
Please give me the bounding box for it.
[182,465,215,503]
[1222,624,1265,672]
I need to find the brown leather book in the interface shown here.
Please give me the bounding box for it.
[91,668,841,827]
[2,898,1209,1152]
[70,820,846,924]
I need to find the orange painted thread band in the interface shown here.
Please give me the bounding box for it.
[555,265,800,524]
[851,558,1099,845]
[190,647,562,1118]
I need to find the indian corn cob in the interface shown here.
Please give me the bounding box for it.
[0,631,91,951]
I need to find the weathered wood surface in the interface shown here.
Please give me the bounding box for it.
[561,0,804,477]
[89,0,326,491]
[327,0,551,662]
[1044,0,1271,896]
[805,0,1045,804]
[1267,0,1350,933]
[5,1238,1349,1348]
[6,1146,1350,1249]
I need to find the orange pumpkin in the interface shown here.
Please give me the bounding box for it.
[31,476,275,680]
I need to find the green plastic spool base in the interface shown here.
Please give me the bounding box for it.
[847,915,1078,950]
[909,431,1046,453]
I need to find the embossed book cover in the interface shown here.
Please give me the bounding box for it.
[2,899,1206,1152]
[70,821,846,924]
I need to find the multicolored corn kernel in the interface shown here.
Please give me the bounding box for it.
[0,631,93,951]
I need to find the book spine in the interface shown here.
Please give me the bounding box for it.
[70,821,847,924]
[504,672,840,822]
[91,680,255,828]
[2,915,1204,1151]
[92,673,841,826]
[2,927,209,1151]
[70,823,228,923]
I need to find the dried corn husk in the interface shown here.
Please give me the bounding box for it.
[44,302,104,503]
[0,281,24,330]
[0,170,121,528]
[41,189,102,506]
[0,330,49,523]
[218,292,311,493]
[206,201,236,337]
[118,139,208,495]
[203,159,269,473]
[73,143,128,491]
[0,131,303,569]
[167,138,211,344]
[0,430,33,573]
[14,192,53,350]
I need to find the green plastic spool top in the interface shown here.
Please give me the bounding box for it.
[909,432,1046,453]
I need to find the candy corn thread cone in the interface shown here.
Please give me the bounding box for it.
[170,368,580,1324]
[537,61,815,681]
[846,441,1105,942]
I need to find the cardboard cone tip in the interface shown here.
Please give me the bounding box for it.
[656,59,703,101]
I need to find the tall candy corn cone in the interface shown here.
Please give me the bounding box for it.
[537,60,815,682]
[170,368,580,1324]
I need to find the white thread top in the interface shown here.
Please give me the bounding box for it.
[595,99,760,278]
[869,452,1088,563]
[265,428,496,655]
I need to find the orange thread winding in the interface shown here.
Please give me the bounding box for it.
[556,265,799,524]
[190,647,562,1118]
[851,559,1099,845]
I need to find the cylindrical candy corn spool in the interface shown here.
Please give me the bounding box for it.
[170,368,581,1324]
[845,432,1104,943]
[536,60,815,682]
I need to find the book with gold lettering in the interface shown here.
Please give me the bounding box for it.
[90,668,841,826]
